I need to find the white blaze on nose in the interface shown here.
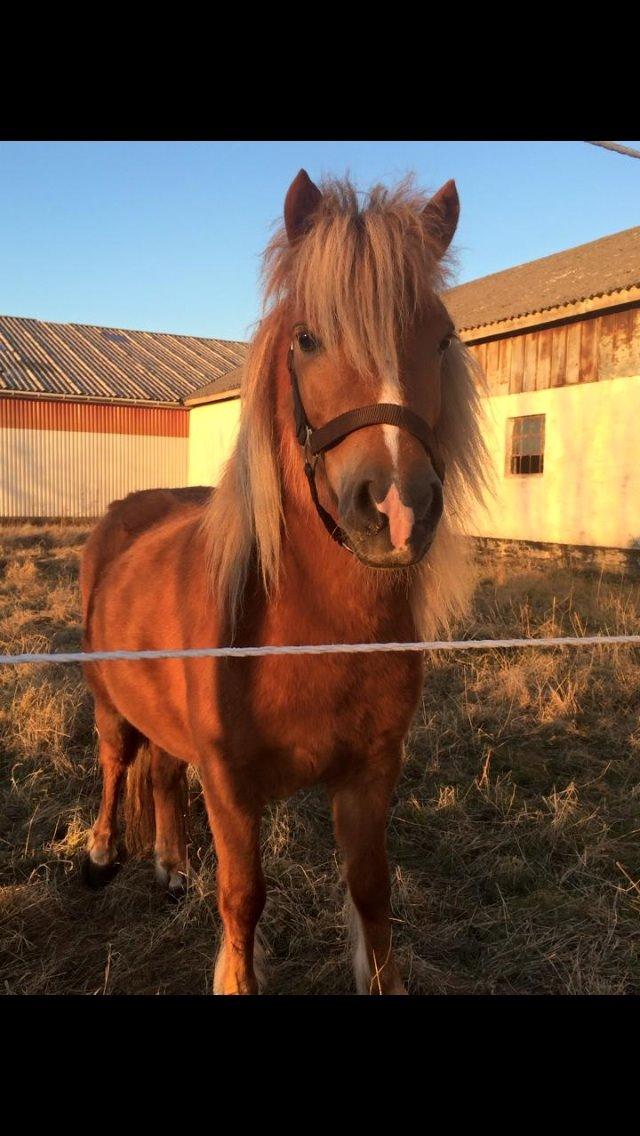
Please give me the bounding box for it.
[376,483,415,549]
[379,377,402,476]
[376,371,413,547]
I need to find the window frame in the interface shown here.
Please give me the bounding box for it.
[506,414,545,477]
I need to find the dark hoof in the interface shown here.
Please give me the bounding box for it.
[167,876,188,904]
[81,854,120,890]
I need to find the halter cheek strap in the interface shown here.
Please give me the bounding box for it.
[287,344,446,551]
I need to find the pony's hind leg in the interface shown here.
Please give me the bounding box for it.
[331,760,407,995]
[84,700,140,887]
[149,743,189,899]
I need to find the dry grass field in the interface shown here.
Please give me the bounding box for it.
[1,523,639,995]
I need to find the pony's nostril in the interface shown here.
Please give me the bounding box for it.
[416,477,443,527]
[355,480,375,516]
[351,481,387,535]
[427,478,444,525]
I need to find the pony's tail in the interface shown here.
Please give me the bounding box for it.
[124,742,156,856]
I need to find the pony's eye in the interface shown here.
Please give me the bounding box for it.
[438,335,453,354]
[297,329,318,354]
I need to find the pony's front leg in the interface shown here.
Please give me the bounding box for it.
[199,761,266,995]
[331,759,407,995]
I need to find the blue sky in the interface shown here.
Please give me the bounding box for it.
[1,141,638,342]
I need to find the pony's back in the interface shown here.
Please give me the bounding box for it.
[80,486,212,626]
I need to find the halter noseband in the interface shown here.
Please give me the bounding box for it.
[287,342,446,551]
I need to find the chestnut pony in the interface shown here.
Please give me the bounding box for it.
[81,171,486,994]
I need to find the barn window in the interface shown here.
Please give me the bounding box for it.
[507,414,545,475]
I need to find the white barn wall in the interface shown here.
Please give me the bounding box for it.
[0,428,188,517]
[188,399,240,487]
[467,374,640,549]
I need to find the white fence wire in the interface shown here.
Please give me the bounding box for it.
[1,634,640,666]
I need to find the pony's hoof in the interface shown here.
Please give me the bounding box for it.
[167,874,188,904]
[156,858,187,902]
[167,876,186,904]
[81,854,120,890]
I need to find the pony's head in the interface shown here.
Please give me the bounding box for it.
[207,170,488,634]
[281,170,459,568]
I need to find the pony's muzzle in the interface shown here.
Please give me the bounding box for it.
[340,469,443,568]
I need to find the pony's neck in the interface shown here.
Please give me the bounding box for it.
[272,326,416,643]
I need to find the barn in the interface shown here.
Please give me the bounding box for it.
[0,316,246,519]
[446,225,640,552]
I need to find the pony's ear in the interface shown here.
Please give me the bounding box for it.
[284,169,322,243]
[422,179,460,256]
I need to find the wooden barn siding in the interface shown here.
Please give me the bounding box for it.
[468,306,640,395]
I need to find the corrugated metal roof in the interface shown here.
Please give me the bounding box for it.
[183,365,244,405]
[445,226,640,332]
[0,315,247,404]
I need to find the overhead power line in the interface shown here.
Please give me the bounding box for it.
[585,140,640,160]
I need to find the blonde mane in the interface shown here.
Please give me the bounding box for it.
[204,175,489,638]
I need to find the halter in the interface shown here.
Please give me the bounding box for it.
[287,341,446,551]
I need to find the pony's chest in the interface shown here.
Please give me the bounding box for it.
[246,651,424,756]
